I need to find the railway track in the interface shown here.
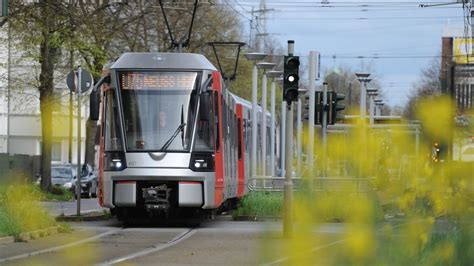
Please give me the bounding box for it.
[97,228,196,265]
[0,226,196,265]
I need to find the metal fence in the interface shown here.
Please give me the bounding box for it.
[247,176,372,194]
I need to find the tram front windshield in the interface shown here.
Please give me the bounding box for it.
[119,71,198,152]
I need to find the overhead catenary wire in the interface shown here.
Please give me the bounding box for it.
[223,0,253,21]
[270,16,463,20]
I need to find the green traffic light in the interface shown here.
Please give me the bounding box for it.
[283,55,300,102]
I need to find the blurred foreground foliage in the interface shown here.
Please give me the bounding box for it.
[262,96,474,265]
[0,174,57,237]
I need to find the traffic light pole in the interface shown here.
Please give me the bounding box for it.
[283,40,295,238]
[280,100,286,177]
[284,102,293,238]
[296,96,302,175]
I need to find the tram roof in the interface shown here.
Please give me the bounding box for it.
[111,52,217,71]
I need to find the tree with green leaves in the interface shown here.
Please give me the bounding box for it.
[2,0,251,192]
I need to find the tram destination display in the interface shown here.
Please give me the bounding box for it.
[120,71,197,90]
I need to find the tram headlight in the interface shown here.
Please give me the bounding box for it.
[190,152,214,172]
[194,161,202,169]
[104,151,127,171]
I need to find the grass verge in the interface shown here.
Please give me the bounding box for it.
[233,192,283,219]
[32,185,74,202]
[0,184,58,237]
[233,191,385,222]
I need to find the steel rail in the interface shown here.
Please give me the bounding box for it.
[97,228,197,265]
[0,228,123,263]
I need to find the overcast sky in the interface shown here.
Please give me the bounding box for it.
[232,0,467,107]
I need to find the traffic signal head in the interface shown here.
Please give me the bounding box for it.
[283,55,300,102]
[328,92,346,125]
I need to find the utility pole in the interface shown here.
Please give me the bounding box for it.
[255,0,274,53]
[69,50,74,163]
[76,66,82,217]
[308,51,318,174]
[6,19,11,155]
[249,6,254,50]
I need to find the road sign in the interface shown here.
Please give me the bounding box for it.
[67,69,93,93]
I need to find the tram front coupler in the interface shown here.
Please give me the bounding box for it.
[142,184,171,214]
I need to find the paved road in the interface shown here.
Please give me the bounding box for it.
[0,218,348,265]
[41,198,106,216]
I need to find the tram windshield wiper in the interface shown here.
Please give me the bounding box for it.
[160,122,186,152]
[160,106,186,152]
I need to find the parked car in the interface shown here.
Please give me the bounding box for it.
[51,164,75,188]
[77,164,98,198]
[38,163,98,198]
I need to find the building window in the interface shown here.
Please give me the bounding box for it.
[52,142,61,162]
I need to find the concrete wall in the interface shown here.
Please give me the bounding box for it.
[0,153,41,181]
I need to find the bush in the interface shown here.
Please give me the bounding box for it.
[0,184,57,237]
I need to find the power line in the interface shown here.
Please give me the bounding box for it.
[232,0,252,13]
[223,0,252,21]
[271,16,463,20]
[323,55,464,59]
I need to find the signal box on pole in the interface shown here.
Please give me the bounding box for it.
[283,55,300,102]
[328,92,346,125]
[305,91,346,125]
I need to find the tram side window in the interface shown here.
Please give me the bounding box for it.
[237,118,242,160]
[213,91,220,152]
[194,91,214,151]
[104,89,123,151]
[243,119,249,151]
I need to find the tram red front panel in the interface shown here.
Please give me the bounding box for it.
[212,71,224,207]
[98,86,108,207]
[236,104,245,197]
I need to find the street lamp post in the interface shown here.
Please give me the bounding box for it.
[374,99,383,116]
[266,70,283,177]
[257,62,275,177]
[244,52,267,178]
[355,73,371,120]
[276,77,286,177]
[367,88,378,125]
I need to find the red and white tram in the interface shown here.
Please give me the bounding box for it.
[90,52,270,221]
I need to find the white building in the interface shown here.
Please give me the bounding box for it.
[0,26,89,164]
